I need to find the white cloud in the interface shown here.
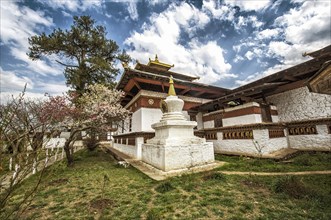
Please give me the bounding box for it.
[0,67,68,103]
[256,28,281,40]
[244,51,254,60]
[127,1,138,20]
[0,91,47,104]
[0,1,67,99]
[275,1,331,45]
[37,0,104,12]
[0,1,63,76]
[62,10,71,17]
[0,67,34,91]
[234,15,264,31]
[124,2,235,84]
[267,1,330,66]
[233,55,244,63]
[224,0,271,11]
[202,0,235,21]
[234,0,330,87]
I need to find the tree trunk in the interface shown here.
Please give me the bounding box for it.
[64,139,74,167]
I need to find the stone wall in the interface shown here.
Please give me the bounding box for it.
[267,86,331,122]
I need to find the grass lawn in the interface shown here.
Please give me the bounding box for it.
[1,149,331,219]
[216,151,331,172]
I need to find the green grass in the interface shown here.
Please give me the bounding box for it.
[216,151,331,172]
[1,149,331,219]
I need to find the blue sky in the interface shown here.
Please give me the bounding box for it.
[1,0,330,101]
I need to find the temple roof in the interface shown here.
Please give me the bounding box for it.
[116,66,230,106]
[116,45,331,110]
[131,55,200,82]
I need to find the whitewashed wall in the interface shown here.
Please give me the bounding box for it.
[289,125,331,150]
[203,120,214,129]
[223,114,262,127]
[267,86,331,122]
[132,108,189,132]
[44,138,66,149]
[213,130,288,156]
[113,143,137,158]
[196,112,204,130]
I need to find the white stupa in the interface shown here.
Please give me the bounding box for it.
[142,76,215,172]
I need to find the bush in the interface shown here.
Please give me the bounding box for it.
[84,137,99,151]
[203,172,227,181]
[155,181,175,193]
[273,176,311,199]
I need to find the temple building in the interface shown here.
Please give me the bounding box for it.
[112,45,331,159]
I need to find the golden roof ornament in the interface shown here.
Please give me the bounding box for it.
[168,75,176,96]
[121,61,129,69]
[147,55,174,70]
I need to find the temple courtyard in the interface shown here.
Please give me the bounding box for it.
[2,148,331,219]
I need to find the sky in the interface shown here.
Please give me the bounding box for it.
[0,0,330,101]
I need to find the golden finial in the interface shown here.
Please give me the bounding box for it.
[168,75,176,96]
[155,54,159,62]
[121,61,129,69]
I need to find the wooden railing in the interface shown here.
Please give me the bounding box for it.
[268,128,285,138]
[223,130,253,139]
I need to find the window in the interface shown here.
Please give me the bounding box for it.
[214,118,223,127]
[261,104,272,122]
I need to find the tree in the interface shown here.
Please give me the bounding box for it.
[28,15,131,98]
[0,90,56,218]
[43,84,130,166]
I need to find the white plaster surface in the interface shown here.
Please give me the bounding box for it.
[132,109,142,132]
[271,115,279,122]
[142,142,214,172]
[44,138,66,149]
[113,143,137,159]
[196,112,204,130]
[224,102,260,112]
[204,120,214,129]
[267,86,331,122]
[132,108,189,132]
[222,114,262,127]
[213,129,288,155]
[289,125,331,150]
[141,95,215,172]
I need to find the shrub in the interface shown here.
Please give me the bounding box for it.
[273,176,311,199]
[155,181,175,193]
[84,137,99,151]
[203,172,227,181]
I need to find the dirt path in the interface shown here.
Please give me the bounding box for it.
[220,170,331,176]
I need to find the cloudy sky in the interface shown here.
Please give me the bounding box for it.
[1,0,330,101]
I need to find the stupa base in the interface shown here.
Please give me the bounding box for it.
[142,142,214,172]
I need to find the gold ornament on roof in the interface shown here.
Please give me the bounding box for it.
[147,54,174,70]
[121,61,129,69]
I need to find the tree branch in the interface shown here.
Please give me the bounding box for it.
[55,60,79,68]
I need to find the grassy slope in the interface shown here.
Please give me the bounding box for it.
[1,149,331,219]
[216,152,331,172]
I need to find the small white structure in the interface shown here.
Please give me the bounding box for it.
[142,76,215,172]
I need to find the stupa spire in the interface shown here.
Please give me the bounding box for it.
[168,75,176,96]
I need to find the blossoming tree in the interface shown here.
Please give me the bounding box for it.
[43,84,130,166]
